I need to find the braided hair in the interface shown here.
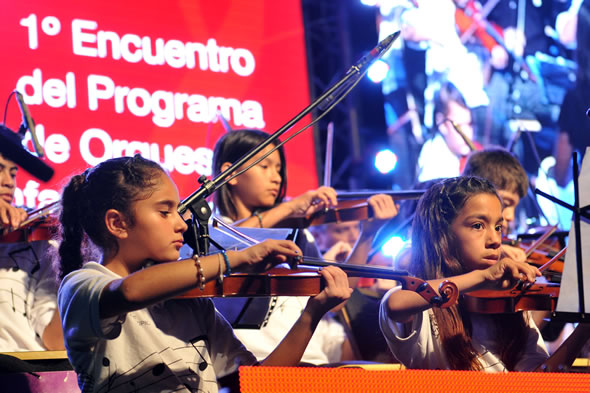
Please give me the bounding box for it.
[410,176,528,371]
[57,155,164,280]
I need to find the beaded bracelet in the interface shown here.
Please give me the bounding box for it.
[220,249,231,276]
[192,254,205,290]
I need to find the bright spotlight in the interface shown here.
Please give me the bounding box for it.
[381,236,406,258]
[367,59,389,83]
[374,149,397,174]
[360,0,378,5]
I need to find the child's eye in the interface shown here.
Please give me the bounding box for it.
[160,211,171,217]
[472,223,483,230]
[495,225,502,232]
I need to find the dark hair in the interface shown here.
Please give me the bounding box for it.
[462,147,529,199]
[212,129,287,220]
[411,176,527,370]
[433,81,469,120]
[57,155,165,279]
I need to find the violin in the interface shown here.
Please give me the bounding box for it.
[463,283,559,314]
[274,190,424,228]
[455,0,504,53]
[463,247,566,314]
[179,260,459,309]
[502,225,566,281]
[0,200,60,243]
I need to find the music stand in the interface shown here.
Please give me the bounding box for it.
[536,147,590,321]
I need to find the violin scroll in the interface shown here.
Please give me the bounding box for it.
[437,280,460,308]
[399,277,458,309]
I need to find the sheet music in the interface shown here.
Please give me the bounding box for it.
[555,147,590,314]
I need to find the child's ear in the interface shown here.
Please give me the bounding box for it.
[220,162,238,185]
[104,209,130,239]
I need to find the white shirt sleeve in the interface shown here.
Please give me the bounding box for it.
[379,286,448,369]
[58,262,124,348]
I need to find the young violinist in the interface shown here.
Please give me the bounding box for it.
[380,176,547,371]
[0,125,64,352]
[56,155,352,392]
[211,129,398,364]
[379,176,590,371]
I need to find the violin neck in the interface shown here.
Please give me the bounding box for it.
[299,259,409,281]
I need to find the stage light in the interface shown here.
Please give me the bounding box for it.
[374,148,397,174]
[381,236,406,258]
[360,0,378,6]
[367,59,389,83]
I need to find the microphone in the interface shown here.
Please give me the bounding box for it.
[318,31,400,111]
[15,90,44,157]
[351,31,400,73]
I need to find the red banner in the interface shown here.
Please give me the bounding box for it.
[1,0,317,208]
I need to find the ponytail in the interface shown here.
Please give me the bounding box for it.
[58,172,88,280]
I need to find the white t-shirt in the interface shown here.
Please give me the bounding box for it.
[210,214,347,365]
[417,133,461,182]
[379,286,549,371]
[233,296,346,365]
[58,262,257,393]
[0,240,58,351]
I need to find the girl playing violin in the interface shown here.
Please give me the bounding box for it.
[212,129,398,267]
[212,129,398,364]
[57,155,351,392]
[379,176,549,371]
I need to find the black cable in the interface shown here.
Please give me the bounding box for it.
[2,90,16,126]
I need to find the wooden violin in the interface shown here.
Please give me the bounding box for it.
[179,261,459,309]
[0,200,60,243]
[464,283,560,314]
[274,190,424,228]
[504,225,567,281]
[463,247,566,314]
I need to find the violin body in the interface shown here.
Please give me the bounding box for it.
[274,200,373,228]
[178,267,324,299]
[273,191,423,228]
[0,201,60,243]
[464,283,559,314]
[0,221,55,243]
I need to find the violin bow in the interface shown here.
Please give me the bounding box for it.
[323,121,334,188]
[523,224,559,258]
[5,199,61,234]
[537,246,567,275]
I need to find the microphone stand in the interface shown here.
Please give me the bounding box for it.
[179,32,401,256]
